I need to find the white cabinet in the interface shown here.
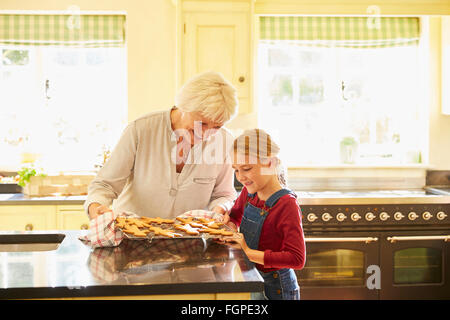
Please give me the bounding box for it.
[181,1,253,114]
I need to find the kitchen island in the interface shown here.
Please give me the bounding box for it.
[0,230,264,299]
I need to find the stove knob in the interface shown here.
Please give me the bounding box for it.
[408,212,419,221]
[307,213,318,222]
[394,212,405,221]
[322,213,333,222]
[336,213,347,222]
[437,211,448,221]
[351,212,361,221]
[422,211,433,221]
[379,212,390,221]
[365,212,376,221]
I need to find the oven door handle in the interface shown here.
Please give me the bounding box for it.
[305,237,378,244]
[387,235,450,243]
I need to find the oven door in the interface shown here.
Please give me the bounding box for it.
[296,232,380,300]
[380,230,450,299]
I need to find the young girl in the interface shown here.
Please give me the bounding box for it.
[225,129,306,300]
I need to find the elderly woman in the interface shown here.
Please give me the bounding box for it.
[84,71,238,220]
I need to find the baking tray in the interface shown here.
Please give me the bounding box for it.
[117,218,238,242]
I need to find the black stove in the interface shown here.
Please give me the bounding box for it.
[293,189,450,300]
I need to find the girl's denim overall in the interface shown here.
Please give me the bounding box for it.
[240,188,300,300]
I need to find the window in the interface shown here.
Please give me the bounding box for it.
[0,13,127,173]
[0,46,126,172]
[258,17,426,166]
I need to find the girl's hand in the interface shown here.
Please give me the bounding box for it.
[226,220,237,232]
[211,205,230,223]
[221,233,265,265]
[220,233,247,250]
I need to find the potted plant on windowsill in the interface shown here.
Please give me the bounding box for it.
[340,136,359,164]
[17,165,94,197]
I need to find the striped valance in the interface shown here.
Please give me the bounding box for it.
[0,14,126,47]
[260,16,420,48]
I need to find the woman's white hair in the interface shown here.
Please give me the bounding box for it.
[175,71,238,124]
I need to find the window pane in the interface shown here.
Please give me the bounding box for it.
[269,74,293,106]
[268,48,292,67]
[299,75,324,105]
[258,43,425,165]
[394,248,442,284]
[2,49,29,66]
[0,46,127,172]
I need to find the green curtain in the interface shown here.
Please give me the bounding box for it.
[260,16,420,48]
[0,14,126,47]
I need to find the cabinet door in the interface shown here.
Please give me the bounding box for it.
[442,16,450,115]
[57,206,90,230]
[183,11,251,114]
[0,205,56,231]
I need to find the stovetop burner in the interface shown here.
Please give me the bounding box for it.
[296,189,450,229]
[295,188,450,205]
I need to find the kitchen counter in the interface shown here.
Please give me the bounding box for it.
[0,230,264,299]
[0,193,86,205]
[3,188,450,207]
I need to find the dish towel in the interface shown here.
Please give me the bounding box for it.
[79,211,139,248]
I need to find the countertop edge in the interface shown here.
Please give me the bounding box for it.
[1,281,264,299]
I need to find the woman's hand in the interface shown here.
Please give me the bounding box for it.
[88,203,112,220]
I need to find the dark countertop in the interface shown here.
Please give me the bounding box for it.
[0,230,264,299]
[0,193,86,205]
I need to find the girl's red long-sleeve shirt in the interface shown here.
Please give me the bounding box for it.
[229,187,306,273]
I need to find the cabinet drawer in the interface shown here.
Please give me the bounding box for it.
[57,207,89,230]
[0,206,56,231]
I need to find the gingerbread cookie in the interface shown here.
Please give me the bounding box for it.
[200,227,233,236]
[115,217,127,229]
[144,217,175,224]
[188,221,205,228]
[127,218,149,228]
[122,224,148,237]
[176,217,194,224]
[202,221,223,229]
[150,226,182,238]
[174,224,201,235]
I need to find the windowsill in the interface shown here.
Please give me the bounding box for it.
[286,164,430,190]
[287,164,432,169]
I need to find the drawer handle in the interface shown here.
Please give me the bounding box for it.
[387,235,450,243]
[305,236,378,243]
[25,223,34,231]
[80,223,89,230]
